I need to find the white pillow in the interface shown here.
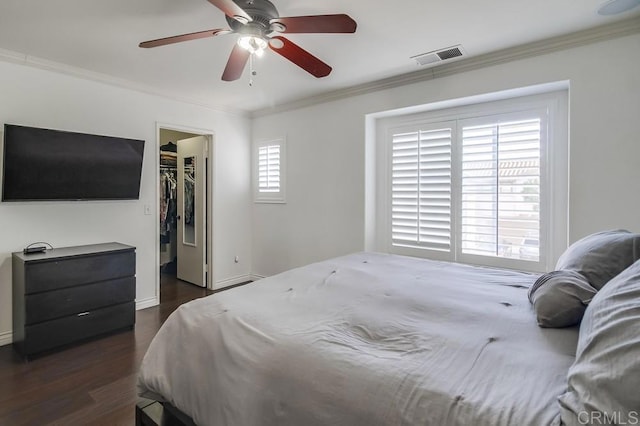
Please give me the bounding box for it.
[558,259,640,425]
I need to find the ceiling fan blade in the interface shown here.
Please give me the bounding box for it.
[222,44,251,81]
[270,14,356,33]
[205,0,252,22]
[269,36,332,78]
[139,29,231,48]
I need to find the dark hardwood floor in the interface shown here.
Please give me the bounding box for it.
[0,274,218,425]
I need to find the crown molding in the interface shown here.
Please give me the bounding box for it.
[251,16,640,118]
[0,48,250,118]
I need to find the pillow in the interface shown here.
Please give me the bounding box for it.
[555,229,640,290]
[558,259,640,425]
[528,270,597,328]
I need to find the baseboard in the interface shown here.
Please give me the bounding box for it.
[250,274,266,281]
[0,330,13,347]
[136,296,159,310]
[215,274,253,289]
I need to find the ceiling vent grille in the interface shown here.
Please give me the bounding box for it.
[411,45,465,67]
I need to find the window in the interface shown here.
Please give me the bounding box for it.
[391,123,453,252]
[458,114,542,262]
[259,144,281,193]
[254,138,286,203]
[382,91,567,272]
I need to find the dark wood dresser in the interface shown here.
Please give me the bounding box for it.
[12,242,136,358]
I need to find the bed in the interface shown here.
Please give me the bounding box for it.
[138,252,582,425]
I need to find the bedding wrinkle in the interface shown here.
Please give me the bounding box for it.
[310,269,338,290]
[317,321,434,359]
[450,336,497,400]
[391,340,476,425]
[232,316,276,344]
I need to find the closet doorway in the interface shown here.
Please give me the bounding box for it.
[158,126,213,290]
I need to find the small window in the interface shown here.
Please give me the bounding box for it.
[254,138,286,203]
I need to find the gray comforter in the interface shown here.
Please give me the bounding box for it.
[138,252,578,425]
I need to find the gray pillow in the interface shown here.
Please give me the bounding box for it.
[558,259,640,426]
[555,229,640,290]
[528,270,597,328]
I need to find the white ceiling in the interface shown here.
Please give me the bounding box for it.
[0,0,638,113]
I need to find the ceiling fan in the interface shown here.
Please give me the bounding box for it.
[139,0,357,81]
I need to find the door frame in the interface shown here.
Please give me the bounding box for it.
[155,122,216,300]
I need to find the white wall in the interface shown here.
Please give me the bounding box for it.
[251,100,365,276]
[0,60,252,344]
[251,32,640,277]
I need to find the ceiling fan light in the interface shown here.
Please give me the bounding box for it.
[237,36,268,55]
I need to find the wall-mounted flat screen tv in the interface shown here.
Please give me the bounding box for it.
[2,124,145,201]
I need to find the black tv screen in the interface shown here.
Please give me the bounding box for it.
[2,124,145,201]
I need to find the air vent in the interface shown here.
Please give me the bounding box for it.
[411,45,465,67]
[437,46,463,60]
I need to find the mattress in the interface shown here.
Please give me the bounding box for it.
[138,252,578,425]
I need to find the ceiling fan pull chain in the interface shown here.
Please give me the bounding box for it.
[249,53,256,87]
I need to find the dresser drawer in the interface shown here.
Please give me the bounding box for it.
[24,250,135,294]
[23,301,135,355]
[25,277,135,325]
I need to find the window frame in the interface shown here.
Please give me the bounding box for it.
[253,138,286,204]
[378,91,567,272]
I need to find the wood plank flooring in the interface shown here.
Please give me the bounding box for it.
[0,274,219,425]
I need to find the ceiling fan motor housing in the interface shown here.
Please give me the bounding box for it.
[226,0,280,36]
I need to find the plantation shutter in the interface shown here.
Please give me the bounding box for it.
[391,125,453,252]
[258,144,280,193]
[460,117,541,260]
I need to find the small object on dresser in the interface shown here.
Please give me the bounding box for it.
[22,246,46,254]
[22,241,53,255]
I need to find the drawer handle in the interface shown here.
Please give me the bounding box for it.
[77,312,91,317]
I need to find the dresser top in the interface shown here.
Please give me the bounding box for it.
[13,242,135,263]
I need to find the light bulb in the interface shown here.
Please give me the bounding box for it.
[237,36,267,56]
